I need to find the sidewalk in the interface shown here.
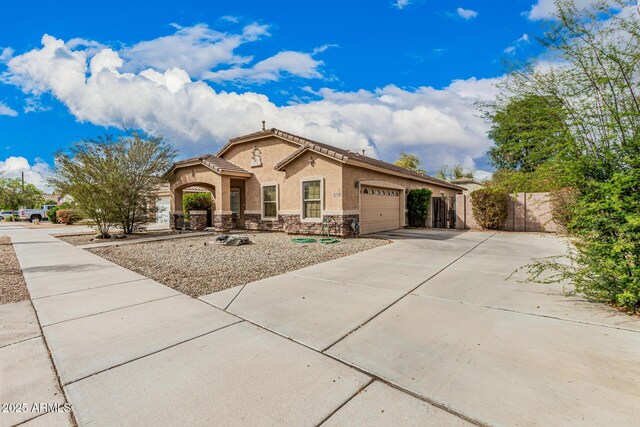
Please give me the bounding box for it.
[0,225,462,426]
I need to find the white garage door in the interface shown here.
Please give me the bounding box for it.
[360,185,401,234]
[156,196,170,223]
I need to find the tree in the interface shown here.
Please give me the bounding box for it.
[394,152,426,174]
[486,94,570,172]
[0,177,44,220]
[496,0,640,313]
[436,164,474,181]
[50,131,176,237]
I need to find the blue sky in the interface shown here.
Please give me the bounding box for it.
[0,0,561,189]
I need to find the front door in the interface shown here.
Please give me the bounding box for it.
[230,188,244,228]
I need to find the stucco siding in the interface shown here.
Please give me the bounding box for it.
[341,164,460,211]
[282,154,343,213]
[169,165,220,212]
[221,136,298,212]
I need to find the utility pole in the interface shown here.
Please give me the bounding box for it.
[21,171,24,191]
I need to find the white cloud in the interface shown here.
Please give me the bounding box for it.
[457,7,479,20]
[474,170,493,181]
[205,51,323,83]
[527,0,602,20]
[0,47,14,62]
[2,34,499,174]
[121,23,269,79]
[0,101,18,116]
[504,33,530,54]
[394,0,410,10]
[0,156,52,191]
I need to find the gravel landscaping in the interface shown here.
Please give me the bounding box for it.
[57,230,185,246]
[0,237,30,304]
[88,232,388,296]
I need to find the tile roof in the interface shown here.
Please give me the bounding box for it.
[166,154,250,176]
[259,129,463,190]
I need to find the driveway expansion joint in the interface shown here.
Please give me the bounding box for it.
[316,378,375,426]
[199,299,484,427]
[413,293,640,333]
[321,232,496,353]
[0,334,41,350]
[41,294,182,328]
[62,319,245,386]
[30,277,149,301]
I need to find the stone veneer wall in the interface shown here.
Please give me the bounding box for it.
[213,213,234,231]
[169,211,185,230]
[244,214,284,231]
[243,213,359,237]
[189,210,207,231]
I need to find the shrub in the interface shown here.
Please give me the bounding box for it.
[47,202,72,223]
[183,192,211,219]
[406,188,432,227]
[549,187,577,232]
[56,209,83,225]
[470,188,509,230]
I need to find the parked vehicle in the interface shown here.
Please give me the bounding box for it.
[18,205,57,222]
[0,210,19,221]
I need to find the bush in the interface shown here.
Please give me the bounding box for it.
[47,202,72,223]
[470,188,509,230]
[406,188,432,227]
[56,209,83,225]
[549,187,577,232]
[183,192,211,218]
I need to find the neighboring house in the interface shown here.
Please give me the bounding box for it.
[449,177,485,195]
[41,193,73,205]
[165,128,463,235]
[151,184,211,224]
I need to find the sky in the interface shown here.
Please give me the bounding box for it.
[0,0,572,190]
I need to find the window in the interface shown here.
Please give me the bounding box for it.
[230,188,240,214]
[262,185,277,218]
[302,180,321,219]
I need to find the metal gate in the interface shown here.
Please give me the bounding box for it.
[432,196,455,229]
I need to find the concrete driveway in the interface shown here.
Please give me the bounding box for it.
[2,224,640,426]
[205,229,640,426]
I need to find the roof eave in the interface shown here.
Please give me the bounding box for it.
[217,130,306,157]
[346,159,465,191]
[274,146,348,171]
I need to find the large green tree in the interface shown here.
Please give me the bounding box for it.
[486,94,569,172]
[0,177,44,219]
[50,131,176,237]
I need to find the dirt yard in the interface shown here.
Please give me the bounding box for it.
[0,237,30,304]
[57,230,183,246]
[89,232,388,296]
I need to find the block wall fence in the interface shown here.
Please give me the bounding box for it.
[455,192,559,233]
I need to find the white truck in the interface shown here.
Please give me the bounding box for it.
[18,205,57,222]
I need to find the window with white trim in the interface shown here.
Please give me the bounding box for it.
[262,185,277,218]
[302,180,321,219]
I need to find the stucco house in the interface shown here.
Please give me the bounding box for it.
[449,177,485,195]
[165,128,463,236]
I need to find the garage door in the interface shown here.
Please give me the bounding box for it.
[360,185,401,234]
[156,196,170,223]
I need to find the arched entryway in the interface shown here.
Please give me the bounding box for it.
[165,155,252,231]
[172,182,216,228]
